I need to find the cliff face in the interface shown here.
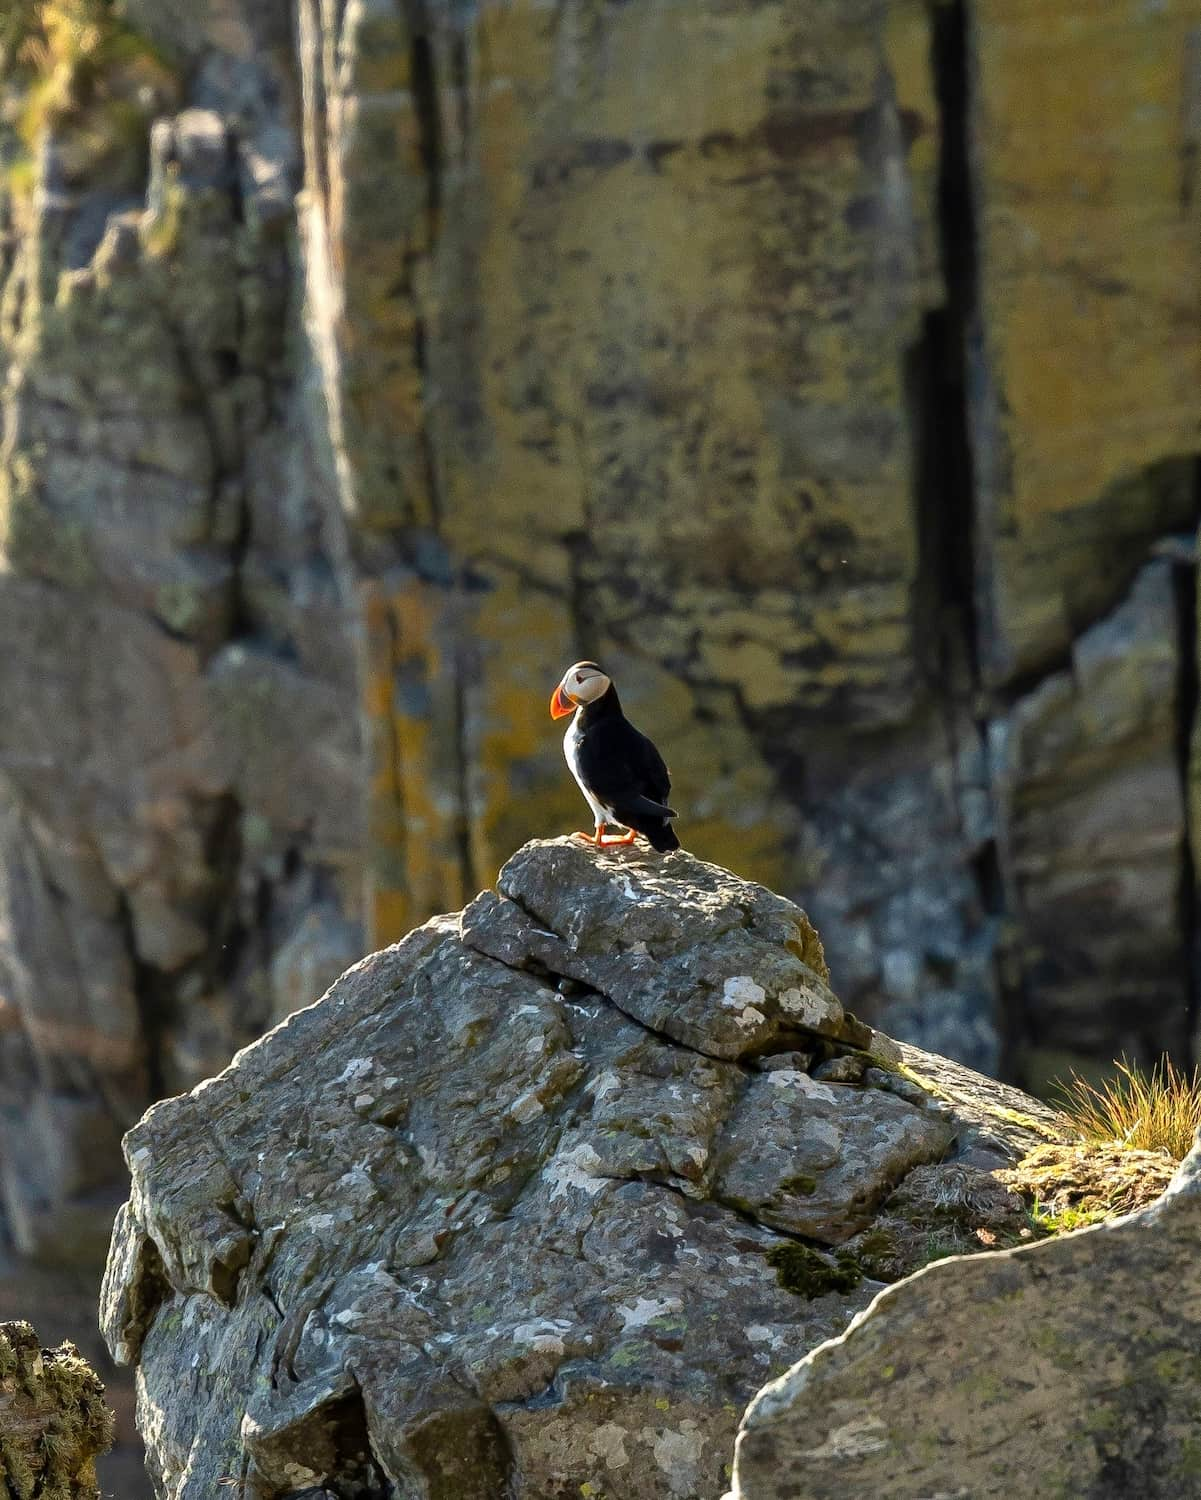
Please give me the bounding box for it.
[0,0,366,1273]
[1,0,1199,1301]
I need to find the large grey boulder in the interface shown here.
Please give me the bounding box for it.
[102,840,1049,1500]
[729,1129,1201,1500]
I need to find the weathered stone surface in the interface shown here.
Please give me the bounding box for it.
[728,1131,1201,1500]
[297,0,947,937]
[993,559,1189,1076]
[713,1070,955,1242]
[811,1054,866,1085]
[465,838,840,1060]
[799,714,1005,1077]
[895,1041,1070,1166]
[0,1320,114,1499]
[0,0,363,1301]
[101,842,1055,1500]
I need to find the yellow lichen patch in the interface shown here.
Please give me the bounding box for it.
[445,0,938,724]
[998,1140,1176,1228]
[698,638,795,713]
[364,578,473,945]
[0,1322,113,1498]
[345,0,943,929]
[885,0,941,202]
[973,0,1201,672]
[468,567,581,872]
[4,0,178,193]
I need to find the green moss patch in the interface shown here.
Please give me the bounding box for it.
[766,1243,862,1298]
[0,1322,113,1498]
[1,0,179,195]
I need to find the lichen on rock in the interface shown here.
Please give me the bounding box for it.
[101,839,1058,1500]
[999,1140,1178,1231]
[0,1320,114,1500]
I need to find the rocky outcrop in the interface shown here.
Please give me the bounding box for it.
[101,840,1057,1500]
[728,1130,1201,1500]
[0,1320,113,1499]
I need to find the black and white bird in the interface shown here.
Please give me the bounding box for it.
[550,661,680,851]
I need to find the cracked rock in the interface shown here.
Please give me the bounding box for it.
[712,1071,955,1242]
[102,840,1056,1499]
[464,838,841,1060]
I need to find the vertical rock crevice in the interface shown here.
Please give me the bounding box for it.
[1172,475,1201,1065]
[405,16,479,901]
[912,0,979,695]
[114,893,166,1104]
[403,0,446,535]
[407,19,444,240]
[895,0,1005,1067]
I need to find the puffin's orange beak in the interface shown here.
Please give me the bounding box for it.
[550,684,575,719]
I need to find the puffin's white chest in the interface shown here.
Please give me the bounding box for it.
[564,715,613,825]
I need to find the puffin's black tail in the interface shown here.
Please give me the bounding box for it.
[645,820,680,853]
[615,796,679,853]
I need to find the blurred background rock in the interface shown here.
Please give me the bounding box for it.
[0,0,1198,1490]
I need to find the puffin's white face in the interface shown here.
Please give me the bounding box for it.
[550,661,612,718]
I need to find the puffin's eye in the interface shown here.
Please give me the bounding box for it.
[573,673,584,684]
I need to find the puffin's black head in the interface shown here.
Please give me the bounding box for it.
[550,661,611,719]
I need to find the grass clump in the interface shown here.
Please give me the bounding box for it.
[1055,1056,1201,1162]
[993,1057,1194,1239]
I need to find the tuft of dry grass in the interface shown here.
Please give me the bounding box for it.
[1054,1056,1201,1163]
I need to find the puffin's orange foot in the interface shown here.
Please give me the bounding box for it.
[599,828,638,846]
[573,829,600,844]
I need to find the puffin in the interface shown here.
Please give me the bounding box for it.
[549,661,680,851]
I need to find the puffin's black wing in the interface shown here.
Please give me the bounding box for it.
[579,717,677,826]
